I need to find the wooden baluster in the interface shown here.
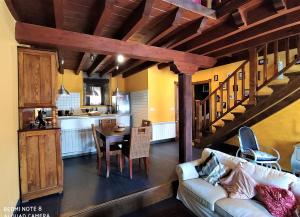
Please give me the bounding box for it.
[241,66,245,100]
[220,85,223,116]
[285,38,290,66]
[263,43,268,82]
[227,80,230,111]
[249,47,257,105]
[203,100,207,131]
[274,40,278,75]
[234,72,238,105]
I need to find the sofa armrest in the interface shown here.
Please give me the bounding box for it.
[176,159,202,181]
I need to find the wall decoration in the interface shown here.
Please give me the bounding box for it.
[216,112,221,118]
[258,58,268,65]
[244,89,250,97]
[238,71,243,80]
[295,55,300,65]
[220,82,227,90]
[223,102,227,109]
[257,71,261,81]
[214,75,218,81]
[216,95,220,102]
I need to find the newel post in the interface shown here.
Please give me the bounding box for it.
[172,62,199,163]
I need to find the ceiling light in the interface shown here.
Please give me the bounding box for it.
[117,54,125,64]
[90,54,95,62]
[58,74,70,96]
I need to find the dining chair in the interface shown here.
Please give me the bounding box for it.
[141,120,151,127]
[91,124,123,175]
[100,119,117,129]
[122,126,151,179]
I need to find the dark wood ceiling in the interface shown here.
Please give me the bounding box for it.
[5,0,300,77]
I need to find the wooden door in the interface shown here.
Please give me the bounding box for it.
[19,129,63,201]
[18,48,58,108]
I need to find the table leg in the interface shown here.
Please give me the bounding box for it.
[105,138,110,178]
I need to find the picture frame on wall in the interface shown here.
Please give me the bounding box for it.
[214,75,218,81]
[258,58,268,65]
[244,89,250,97]
[216,95,220,102]
[216,112,221,118]
[223,102,227,109]
[238,71,243,80]
[257,71,261,81]
[220,82,227,90]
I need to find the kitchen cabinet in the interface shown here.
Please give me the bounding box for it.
[18,48,58,108]
[19,129,63,201]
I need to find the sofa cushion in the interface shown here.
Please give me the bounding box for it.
[201,148,247,169]
[215,198,273,217]
[256,184,297,217]
[241,162,297,189]
[181,178,228,211]
[220,165,257,199]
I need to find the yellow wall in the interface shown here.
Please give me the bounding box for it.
[148,66,178,123]
[125,69,148,92]
[0,1,20,215]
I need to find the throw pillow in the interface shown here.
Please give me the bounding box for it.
[220,164,257,199]
[195,152,230,186]
[256,184,297,217]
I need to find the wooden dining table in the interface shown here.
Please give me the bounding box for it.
[96,127,130,178]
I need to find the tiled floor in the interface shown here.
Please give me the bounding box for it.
[17,141,202,216]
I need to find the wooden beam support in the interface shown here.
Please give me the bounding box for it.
[122,62,156,78]
[76,0,116,73]
[193,8,300,55]
[89,0,155,76]
[217,0,251,18]
[4,0,20,21]
[15,22,216,69]
[53,0,64,74]
[174,62,198,163]
[157,62,172,70]
[161,0,216,19]
[210,23,300,57]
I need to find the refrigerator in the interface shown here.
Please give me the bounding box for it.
[112,91,130,114]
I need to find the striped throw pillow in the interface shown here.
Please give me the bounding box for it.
[195,152,230,186]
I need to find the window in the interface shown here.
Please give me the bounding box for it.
[83,79,109,106]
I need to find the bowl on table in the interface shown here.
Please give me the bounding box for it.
[114,126,126,132]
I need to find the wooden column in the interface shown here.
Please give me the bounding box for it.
[249,47,257,105]
[173,62,199,163]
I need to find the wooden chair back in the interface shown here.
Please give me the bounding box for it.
[91,124,102,156]
[129,127,151,159]
[100,119,117,129]
[142,120,151,127]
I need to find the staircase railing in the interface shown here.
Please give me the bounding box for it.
[195,34,300,136]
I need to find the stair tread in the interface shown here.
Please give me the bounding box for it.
[285,71,300,76]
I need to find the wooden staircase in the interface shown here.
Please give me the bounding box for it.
[194,35,300,147]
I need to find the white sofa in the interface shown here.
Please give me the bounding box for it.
[176,148,300,217]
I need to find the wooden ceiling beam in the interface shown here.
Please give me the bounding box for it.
[53,0,64,73]
[15,22,216,68]
[217,0,252,18]
[161,0,216,19]
[4,0,20,21]
[111,14,203,77]
[210,23,300,57]
[89,0,155,76]
[193,8,300,55]
[76,0,115,74]
[123,62,156,78]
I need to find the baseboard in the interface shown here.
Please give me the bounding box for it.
[61,180,178,217]
[151,138,175,145]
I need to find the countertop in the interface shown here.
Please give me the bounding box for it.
[57,113,130,120]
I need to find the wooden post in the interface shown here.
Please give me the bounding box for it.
[172,62,199,163]
[178,73,193,163]
[249,47,257,105]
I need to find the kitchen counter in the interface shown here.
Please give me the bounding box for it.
[58,114,131,158]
